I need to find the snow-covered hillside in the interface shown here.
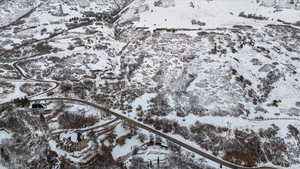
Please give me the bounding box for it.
[0,0,40,27]
[260,0,300,9]
[0,0,300,169]
[118,0,300,30]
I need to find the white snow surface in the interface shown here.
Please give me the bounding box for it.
[0,130,12,143]
[118,0,300,30]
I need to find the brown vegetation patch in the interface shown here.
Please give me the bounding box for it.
[58,112,97,129]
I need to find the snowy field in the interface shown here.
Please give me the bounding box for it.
[118,0,300,30]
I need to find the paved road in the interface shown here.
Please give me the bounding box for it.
[2,49,282,169]
[51,118,120,136]
[32,97,279,169]
[2,48,282,169]
[248,117,300,122]
[3,57,282,169]
[0,14,283,169]
[12,57,60,98]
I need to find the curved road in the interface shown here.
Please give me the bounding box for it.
[0,15,285,169]
[32,97,278,169]
[51,118,120,136]
[12,56,60,98]
[1,49,285,169]
[2,51,284,169]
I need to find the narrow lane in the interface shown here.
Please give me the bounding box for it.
[0,47,287,169]
[12,57,60,98]
[32,97,279,169]
[0,14,284,169]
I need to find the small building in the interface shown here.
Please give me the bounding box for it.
[32,104,44,109]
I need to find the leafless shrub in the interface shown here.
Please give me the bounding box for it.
[116,134,130,145]
[58,112,97,129]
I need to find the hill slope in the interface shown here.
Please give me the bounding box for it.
[0,0,300,169]
[117,0,300,30]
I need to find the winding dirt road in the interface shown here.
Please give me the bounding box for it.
[32,97,279,169]
[0,47,284,169]
[12,55,60,98]
[0,14,288,169]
